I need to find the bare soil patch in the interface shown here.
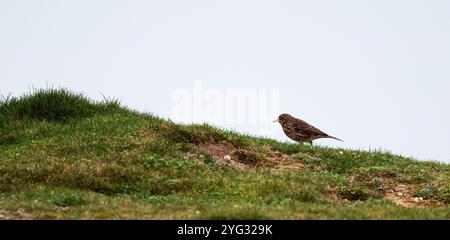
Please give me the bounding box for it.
[344,173,443,207]
[198,141,304,170]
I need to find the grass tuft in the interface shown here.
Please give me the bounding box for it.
[0,88,120,123]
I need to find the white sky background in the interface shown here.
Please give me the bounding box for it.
[1,0,449,162]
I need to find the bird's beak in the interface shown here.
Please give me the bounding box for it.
[272,119,278,123]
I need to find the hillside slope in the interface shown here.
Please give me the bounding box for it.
[0,89,449,219]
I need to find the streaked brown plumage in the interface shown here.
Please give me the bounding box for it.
[274,113,343,145]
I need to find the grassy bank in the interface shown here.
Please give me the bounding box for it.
[0,89,448,219]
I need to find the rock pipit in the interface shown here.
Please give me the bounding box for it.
[274,113,343,145]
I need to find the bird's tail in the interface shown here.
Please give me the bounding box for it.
[326,135,343,142]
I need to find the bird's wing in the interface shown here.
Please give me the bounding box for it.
[283,122,306,137]
[293,119,328,137]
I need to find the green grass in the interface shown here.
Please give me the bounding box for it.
[0,89,449,219]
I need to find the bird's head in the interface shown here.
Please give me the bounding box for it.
[273,113,291,124]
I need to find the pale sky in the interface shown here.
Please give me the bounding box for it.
[1,0,449,162]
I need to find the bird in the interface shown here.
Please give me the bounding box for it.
[273,113,343,145]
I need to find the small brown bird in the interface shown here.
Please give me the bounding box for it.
[273,113,343,145]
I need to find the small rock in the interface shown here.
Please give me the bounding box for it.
[224,155,231,161]
[395,184,407,191]
[16,208,27,218]
[397,192,403,196]
[338,151,344,155]
[60,207,70,212]
[413,197,420,202]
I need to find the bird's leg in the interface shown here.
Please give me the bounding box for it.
[308,141,313,145]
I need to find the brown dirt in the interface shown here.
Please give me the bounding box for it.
[200,142,249,169]
[384,185,416,207]
[0,209,31,219]
[198,141,304,170]
[343,173,444,207]
[0,210,9,220]
[384,183,443,207]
